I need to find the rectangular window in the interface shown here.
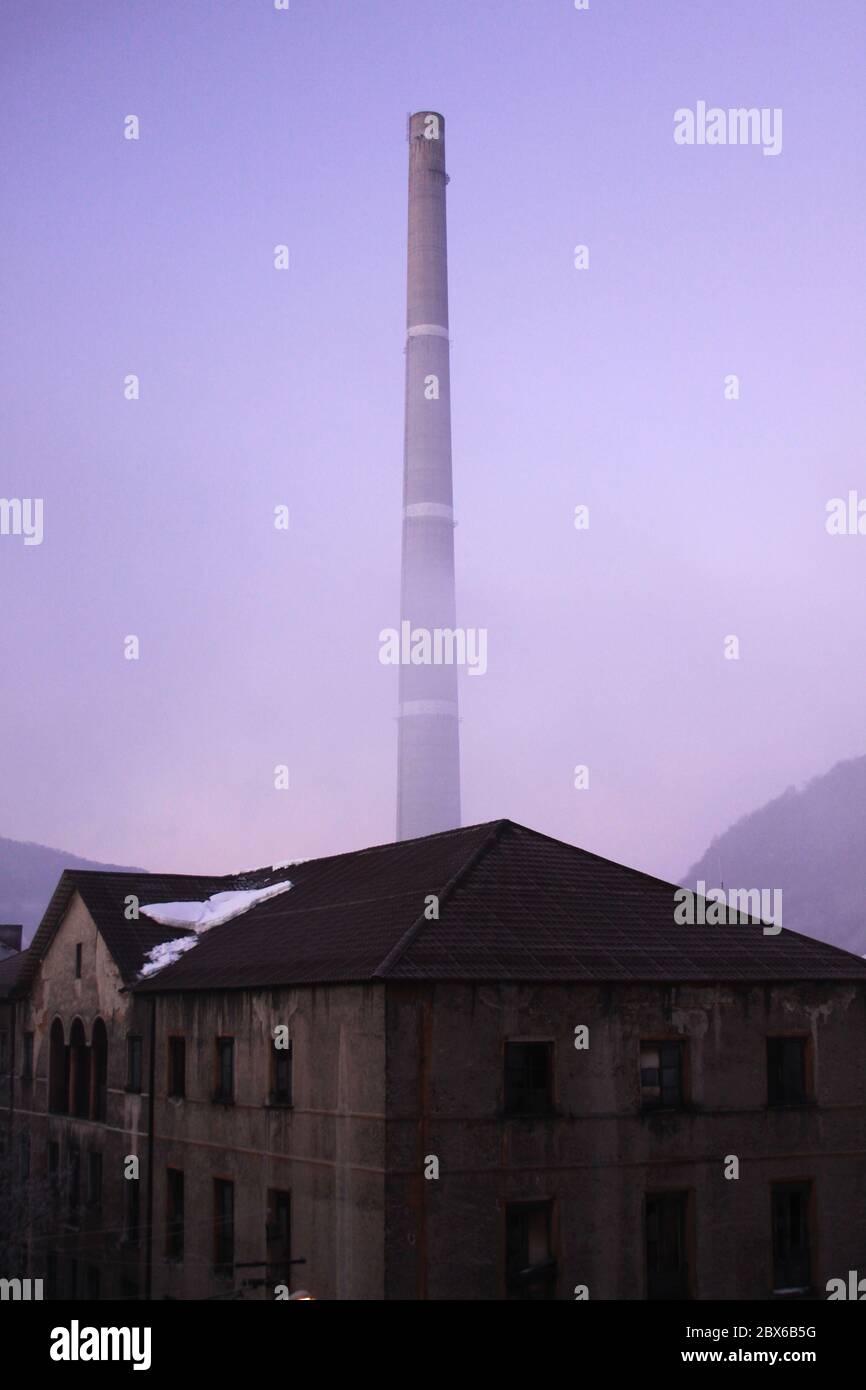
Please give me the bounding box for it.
[87,1152,103,1209]
[18,1133,30,1183]
[126,1035,142,1093]
[168,1038,186,1099]
[640,1041,685,1109]
[74,944,82,979]
[22,1032,34,1081]
[646,1191,690,1299]
[504,1042,553,1117]
[167,1168,184,1261]
[271,1039,293,1105]
[214,1179,234,1275]
[772,1182,812,1292]
[266,1189,292,1284]
[767,1038,807,1107]
[46,1251,59,1300]
[505,1201,556,1299]
[68,1144,81,1220]
[215,1038,234,1103]
[125,1177,140,1245]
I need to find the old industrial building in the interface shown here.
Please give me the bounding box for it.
[1,817,866,1300]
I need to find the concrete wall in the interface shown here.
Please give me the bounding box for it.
[385,980,866,1300]
[149,983,385,1301]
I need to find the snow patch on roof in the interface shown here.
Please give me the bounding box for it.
[272,857,310,871]
[140,880,293,933]
[139,935,200,979]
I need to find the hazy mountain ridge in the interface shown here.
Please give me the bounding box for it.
[0,837,144,945]
[684,756,866,956]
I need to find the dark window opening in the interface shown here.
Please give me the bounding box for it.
[69,1019,89,1118]
[641,1041,685,1109]
[126,1035,142,1093]
[772,1182,812,1292]
[168,1038,186,1099]
[67,1144,81,1223]
[49,1019,69,1114]
[91,1019,108,1121]
[46,1251,59,1300]
[270,1039,293,1105]
[214,1179,234,1275]
[214,1038,234,1103]
[87,1152,103,1209]
[646,1191,690,1299]
[167,1168,184,1261]
[504,1042,553,1117]
[74,943,82,979]
[505,1201,556,1299]
[767,1038,807,1107]
[266,1189,291,1284]
[48,1139,60,1192]
[125,1177,140,1245]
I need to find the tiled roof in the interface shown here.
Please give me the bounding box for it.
[18,869,255,992]
[15,821,866,995]
[135,820,866,990]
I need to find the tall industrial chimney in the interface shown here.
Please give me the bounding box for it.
[396,111,461,840]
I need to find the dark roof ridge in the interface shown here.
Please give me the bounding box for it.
[241,818,504,880]
[373,820,508,978]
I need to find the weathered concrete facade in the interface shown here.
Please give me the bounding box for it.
[149,985,385,1301]
[3,821,866,1301]
[384,980,866,1299]
[0,892,150,1300]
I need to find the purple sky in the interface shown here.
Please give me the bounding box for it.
[2,0,864,882]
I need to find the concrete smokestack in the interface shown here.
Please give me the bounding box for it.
[396,111,461,840]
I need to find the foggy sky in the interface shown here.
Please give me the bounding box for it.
[2,0,864,882]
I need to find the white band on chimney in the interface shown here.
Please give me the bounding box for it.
[400,699,458,718]
[403,502,454,521]
[407,323,450,341]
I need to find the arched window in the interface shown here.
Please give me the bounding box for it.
[91,1018,108,1122]
[69,1018,89,1119]
[49,1018,68,1114]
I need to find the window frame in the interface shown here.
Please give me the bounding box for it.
[504,1198,557,1299]
[503,1040,555,1118]
[167,1036,186,1100]
[766,1035,810,1108]
[213,1177,234,1276]
[126,1035,143,1094]
[214,1037,235,1105]
[640,1038,687,1111]
[166,1167,185,1262]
